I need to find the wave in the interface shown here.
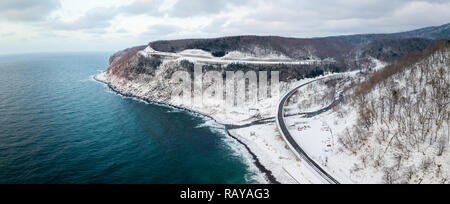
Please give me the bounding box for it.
[94,76,270,184]
[194,117,269,183]
[166,109,182,113]
[220,134,269,184]
[195,118,225,130]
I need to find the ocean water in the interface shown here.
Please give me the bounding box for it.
[0,53,262,184]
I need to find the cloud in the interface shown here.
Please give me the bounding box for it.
[112,0,248,18]
[44,0,163,33]
[139,24,180,40]
[168,0,246,17]
[39,0,450,37]
[119,0,165,16]
[0,32,15,38]
[0,0,60,21]
[47,7,118,31]
[1,0,450,54]
[200,0,450,37]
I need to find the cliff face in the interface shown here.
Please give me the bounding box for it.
[106,45,147,79]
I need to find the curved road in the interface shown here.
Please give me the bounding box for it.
[276,77,340,184]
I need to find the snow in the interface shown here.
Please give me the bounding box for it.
[370,57,387,72]
[222,51,291,61]
[144,46,155,53]
[97,43,447,184]
[229,123,323,184]
[284,80,337,114]
[284,109,360,183]
[139,46,322,66]
[178,49,214,59]
[316,48,450,184]
[94,71,107,82]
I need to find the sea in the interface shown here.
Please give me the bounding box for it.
[0,52,264,184]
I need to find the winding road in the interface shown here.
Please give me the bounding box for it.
[276,77,341,184]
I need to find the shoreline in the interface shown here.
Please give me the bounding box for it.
[93,73,280,184]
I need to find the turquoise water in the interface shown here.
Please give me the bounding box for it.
[0,53,261,184]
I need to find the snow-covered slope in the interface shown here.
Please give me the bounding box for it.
[332,42,450,184]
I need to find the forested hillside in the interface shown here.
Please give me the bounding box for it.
[338,41,450,184]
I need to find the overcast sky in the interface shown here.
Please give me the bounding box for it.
[0,0,449,54]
